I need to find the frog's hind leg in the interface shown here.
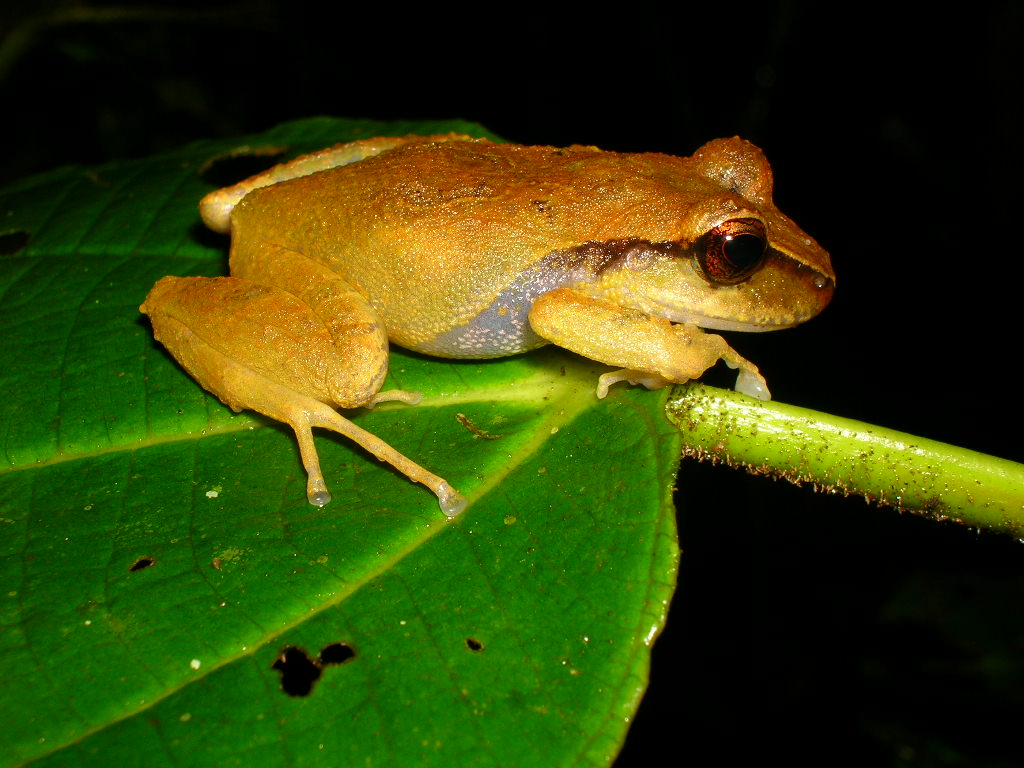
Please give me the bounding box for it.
[141,271,467,517]
[226,244,468,512]
[200,344,467,517]
[290,397,467,518]
[212,359,466,517]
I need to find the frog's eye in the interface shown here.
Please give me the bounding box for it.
[694,218,767,285]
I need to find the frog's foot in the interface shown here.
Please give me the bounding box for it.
[365,389,423,408]
[596,369,673,399]
[292,397,467,517]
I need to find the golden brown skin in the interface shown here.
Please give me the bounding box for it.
[142,134,834,513]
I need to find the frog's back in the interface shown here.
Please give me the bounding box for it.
[231,138,718,356]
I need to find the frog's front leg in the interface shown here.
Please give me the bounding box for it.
[528,288,770,400]
[140,245,466,517]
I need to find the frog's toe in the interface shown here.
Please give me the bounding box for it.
[437,482,468,518]
[307,484,332,507]
[368,389,422,407]
[735,370,771,400]
[596,369,672,398]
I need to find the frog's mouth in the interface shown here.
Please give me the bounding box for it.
[653,265,835,333]
[664,310,796,333]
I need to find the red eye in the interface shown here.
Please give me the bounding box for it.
[695,218,767,285]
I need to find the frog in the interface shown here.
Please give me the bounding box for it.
[140,133,834,518]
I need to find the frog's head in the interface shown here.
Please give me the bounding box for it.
[589,138,834,332]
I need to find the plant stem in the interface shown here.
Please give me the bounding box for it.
[667,384,1024,536]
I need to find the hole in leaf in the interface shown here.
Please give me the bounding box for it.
[198,145,289,188]
[129,556,156,572]
[318,642,356,666]
[465,637,484,652]
[271,646,321,697]
[272,641,357,697]
[0,230,30,256]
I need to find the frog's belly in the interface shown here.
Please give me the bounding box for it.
[377,249,604,359]
[399,278,551,359]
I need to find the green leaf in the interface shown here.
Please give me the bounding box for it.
[0,118,680,766]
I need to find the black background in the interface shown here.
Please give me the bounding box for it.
[3,1,1022,764]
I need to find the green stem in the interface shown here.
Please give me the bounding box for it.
[667,384,1024,536]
